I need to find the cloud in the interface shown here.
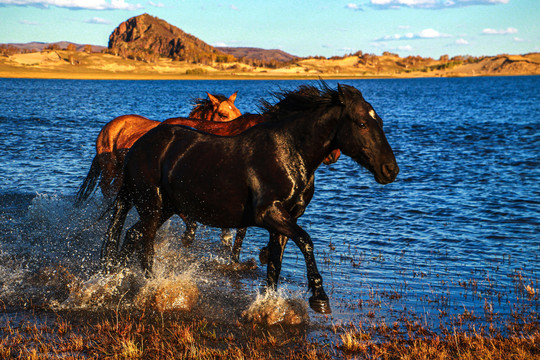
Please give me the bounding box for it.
[398,45,413,51]
[0,0,143,10]
[85,17,111,24]
[455,38,469,45]
[377,28,451,41]
[369,0,509,9]
[19,19,39,25]
[482,27,518,35]
[148,1,164,7]
[345,3,363,11]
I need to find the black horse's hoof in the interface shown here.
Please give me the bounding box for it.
[259,246,269,265]
[309,297,332,314]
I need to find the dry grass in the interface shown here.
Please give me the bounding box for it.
[336,320,539,360]
[0,307,538,360]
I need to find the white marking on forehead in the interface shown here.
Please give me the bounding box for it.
[369,109,376,119]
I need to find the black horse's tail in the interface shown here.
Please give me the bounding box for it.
[75,155,101,207]
[101,186,131,271]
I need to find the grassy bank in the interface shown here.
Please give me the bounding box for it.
[1,50,539,80]
[2,309,538,359]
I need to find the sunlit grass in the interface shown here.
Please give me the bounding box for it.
[1,308,538,359]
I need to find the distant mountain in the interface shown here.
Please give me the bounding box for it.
[217,47,297,63]
[2,42,106,53]
[108,13,231,63]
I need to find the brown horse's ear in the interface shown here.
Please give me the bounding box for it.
[229,91,238,103]
[207,93,220,106]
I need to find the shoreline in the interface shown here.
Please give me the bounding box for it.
[1,71,536,81]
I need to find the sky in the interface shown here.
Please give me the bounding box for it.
[0,0,539,59]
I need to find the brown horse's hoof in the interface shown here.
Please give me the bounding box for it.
[309,297,332,314]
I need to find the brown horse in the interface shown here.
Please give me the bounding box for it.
[76,90,340,263]
[75,93,241,205]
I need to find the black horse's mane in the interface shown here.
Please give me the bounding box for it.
[260,82,360,122]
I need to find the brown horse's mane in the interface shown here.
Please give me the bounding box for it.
[191,94,230,114]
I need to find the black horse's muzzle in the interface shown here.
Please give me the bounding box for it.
[377,162,399,184]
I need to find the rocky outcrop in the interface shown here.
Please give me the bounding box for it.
[108,13,231,63]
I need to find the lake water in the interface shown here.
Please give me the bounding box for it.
[0,76,538,334]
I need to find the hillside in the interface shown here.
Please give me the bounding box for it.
[2,41,106,53]
[217,47,297,63]
[1,48,538,80]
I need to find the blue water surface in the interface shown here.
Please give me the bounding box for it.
[0,76,538,330]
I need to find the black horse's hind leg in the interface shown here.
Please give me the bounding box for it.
[260,203,331,314]
[220,228,233,248]
[118,221,145,266]
[180,216,197,247]
[101,189,131,272]
[231,227,247,263]
[265,233,288,289]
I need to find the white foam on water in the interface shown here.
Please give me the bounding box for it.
[0,250,28,301]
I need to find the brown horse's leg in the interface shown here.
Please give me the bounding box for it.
[231,228,247,263]
[259,203,331,314]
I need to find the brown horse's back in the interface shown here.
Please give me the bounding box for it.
[162,113,267,136]
[96,115,160,154]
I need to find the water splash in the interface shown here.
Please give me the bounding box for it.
[242,289,309,326]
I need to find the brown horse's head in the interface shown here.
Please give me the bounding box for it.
[189,92,242,122]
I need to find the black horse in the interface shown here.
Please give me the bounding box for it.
[103,83,399,314]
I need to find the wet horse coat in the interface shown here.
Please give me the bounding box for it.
[103,84,399,314]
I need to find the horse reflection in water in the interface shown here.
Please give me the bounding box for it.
[103,83,399,314]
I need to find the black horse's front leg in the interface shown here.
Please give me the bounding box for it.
[259,204,331,314]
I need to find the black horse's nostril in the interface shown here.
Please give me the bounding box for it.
[382,163,399,180]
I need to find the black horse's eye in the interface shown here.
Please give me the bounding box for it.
[358,122,367,129]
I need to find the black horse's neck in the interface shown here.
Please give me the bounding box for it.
[276,104,343,174]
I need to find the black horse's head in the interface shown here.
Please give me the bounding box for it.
[335,84,399,184]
